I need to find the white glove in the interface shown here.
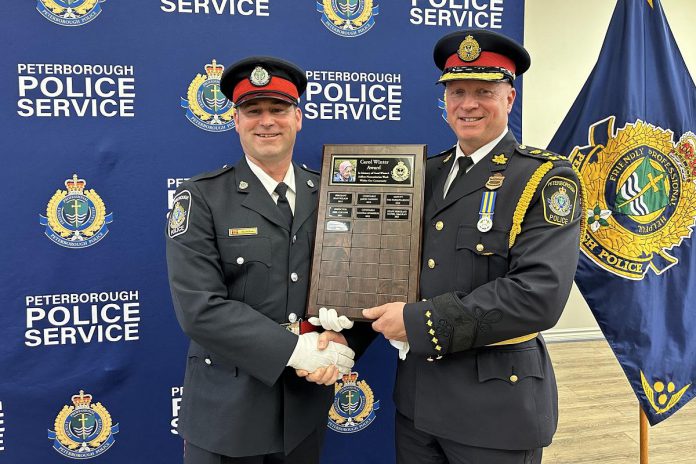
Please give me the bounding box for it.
[389,340,410,360]
[287,332,355,374]
[308,307,354,332]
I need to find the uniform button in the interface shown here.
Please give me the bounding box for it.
[288,313,297,323]
[292,235,297,244]
[236,257,245,265]
[427,259,436,269]
[509,374,518,383]
[290,272,299,282]
[476,244,484,252]
[204,358,212,365]
[435,221,444,231]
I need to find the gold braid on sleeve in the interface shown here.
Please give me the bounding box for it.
[573,165,588,245]
[509,161,554,248]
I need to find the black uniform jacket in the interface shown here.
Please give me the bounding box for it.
[398,132,583,450]
[166,156,333,457]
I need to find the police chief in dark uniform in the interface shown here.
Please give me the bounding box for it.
[363,30,584,463]
[166,56,357,464]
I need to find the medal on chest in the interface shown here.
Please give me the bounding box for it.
[477,174,505,232]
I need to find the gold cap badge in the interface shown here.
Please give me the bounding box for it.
[458,35,481,62]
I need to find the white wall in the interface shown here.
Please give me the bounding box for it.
[523,0,696,338]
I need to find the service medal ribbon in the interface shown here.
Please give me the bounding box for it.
[477,191,497,232]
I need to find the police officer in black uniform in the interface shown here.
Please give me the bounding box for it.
[363,30,584,463]
[166,56,358,464]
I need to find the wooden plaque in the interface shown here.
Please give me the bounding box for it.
[307,144,426,321]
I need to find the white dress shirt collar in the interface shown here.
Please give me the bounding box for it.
[245,156,296,213]
[443,128,509,198]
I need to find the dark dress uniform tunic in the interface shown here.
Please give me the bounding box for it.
[398,132,583,451]
[166,157,333,458]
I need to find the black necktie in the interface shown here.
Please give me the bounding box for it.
[274,182,293,229]
[447,156,474,197]
[457,155,474,177]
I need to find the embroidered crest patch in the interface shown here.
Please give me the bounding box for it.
[168,190,191,238]
[542,176,577,226]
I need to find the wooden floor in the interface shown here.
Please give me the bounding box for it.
[545,340,696,463]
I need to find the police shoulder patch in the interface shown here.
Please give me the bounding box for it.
[169,190,191,238]
[542,176,578,226]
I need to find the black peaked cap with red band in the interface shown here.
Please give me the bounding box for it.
[434,29,530,84]
[220,56,307,106]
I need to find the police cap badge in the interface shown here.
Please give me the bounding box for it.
[433,29,530,84]
[220,56,307,106]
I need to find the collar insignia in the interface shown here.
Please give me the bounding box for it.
[492,154,508,165]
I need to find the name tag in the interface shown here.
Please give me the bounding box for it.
[229,227,258,236]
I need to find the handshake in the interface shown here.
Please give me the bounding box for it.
[286,308,355,385]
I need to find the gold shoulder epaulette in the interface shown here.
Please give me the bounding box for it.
[516,145,568,162]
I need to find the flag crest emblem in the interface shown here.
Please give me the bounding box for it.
[571,117,696,279]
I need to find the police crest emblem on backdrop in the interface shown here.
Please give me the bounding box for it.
[181,60,236,132]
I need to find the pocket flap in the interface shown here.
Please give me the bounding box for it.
[477,347,544,384]
[218,236,271,265]
[456,226,509,257]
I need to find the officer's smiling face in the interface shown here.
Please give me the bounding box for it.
[234,98,303,166]
[445,80,515,154]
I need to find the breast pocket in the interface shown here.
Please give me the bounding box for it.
[218,236,272,306]
[456,225,510,290]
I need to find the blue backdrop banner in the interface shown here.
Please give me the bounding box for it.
[1,1,524,462]
[548,0,696,426]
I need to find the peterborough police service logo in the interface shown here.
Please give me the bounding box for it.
[36,0,106,27]
[39,174,113,248]
[181,60,235,132]
[571,117,696,279]
[47,390,119,459]
[316,0,379,37]
[328,372,380,433]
